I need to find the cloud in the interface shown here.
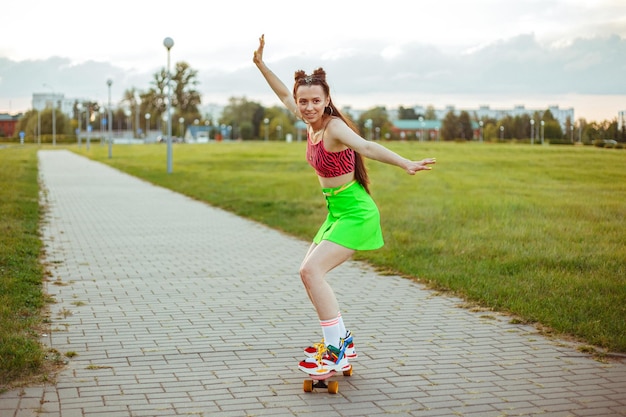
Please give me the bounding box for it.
[1,34,624,118]
[205,33,626,97]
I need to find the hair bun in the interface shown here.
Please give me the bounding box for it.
[294,70,307,82]
[312,68,326,81]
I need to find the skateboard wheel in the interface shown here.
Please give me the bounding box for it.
[327,381,339,394]
[342,367,353,377]
[303,379,313,392]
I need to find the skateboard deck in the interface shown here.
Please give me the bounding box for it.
[302,364,353,394]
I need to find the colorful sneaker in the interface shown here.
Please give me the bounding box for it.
[321,344,351,372]
[303,339,325,358]
[298,344,333,375]
[343,331,357,359]
[304,331,357,359]
[298,356,333,375]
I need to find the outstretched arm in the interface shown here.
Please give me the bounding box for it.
[253,35,299,117]
[328,120,436,175]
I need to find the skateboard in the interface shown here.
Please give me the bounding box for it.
[302,365,353,394]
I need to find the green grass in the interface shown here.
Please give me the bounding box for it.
[75,141,626,352]
[0,146,46,389]
[1,141,624,390]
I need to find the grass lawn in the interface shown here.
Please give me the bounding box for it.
[0,146,47,390]
[74,141,626,353]
[1,140,624,389]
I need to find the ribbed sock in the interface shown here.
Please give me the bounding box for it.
[337,311,347,338]
[320,315,341,348]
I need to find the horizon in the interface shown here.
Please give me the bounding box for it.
[2,1,625,122]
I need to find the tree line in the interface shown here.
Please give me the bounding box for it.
[10,61,625,145]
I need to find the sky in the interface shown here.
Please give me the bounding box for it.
[1,0,625,122]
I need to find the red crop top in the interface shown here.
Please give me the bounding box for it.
[306,133,356,178]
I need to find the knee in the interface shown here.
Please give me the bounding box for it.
[299,263,317,289]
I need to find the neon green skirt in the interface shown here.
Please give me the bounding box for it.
[313,180,384,251]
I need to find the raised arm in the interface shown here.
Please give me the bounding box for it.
[253,35,299,117]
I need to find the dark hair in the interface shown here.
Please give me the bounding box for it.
[293,68,370,194]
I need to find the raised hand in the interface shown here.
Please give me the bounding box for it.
[253,34,265,66]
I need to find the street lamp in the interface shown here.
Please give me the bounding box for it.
[264,118,269,141]
[540,120,545,145]
[530,118,535,145]
[479,120,483,143]
[163,36,174,173]
[107,79,113,158]
[145,113,151,140]
[37,105,41,146]
[500,125,504,141]
[76,102,83,147]
[43,83,56,146]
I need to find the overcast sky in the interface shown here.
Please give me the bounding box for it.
[1,0,625,121]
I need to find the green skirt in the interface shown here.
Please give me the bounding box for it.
[313,180,384,251]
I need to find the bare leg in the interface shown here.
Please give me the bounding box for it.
[299,240,355,321]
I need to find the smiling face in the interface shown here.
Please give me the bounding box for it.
[296,85,329,127]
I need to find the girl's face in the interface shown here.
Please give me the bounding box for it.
[296,85,329,125]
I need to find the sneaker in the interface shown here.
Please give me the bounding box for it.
[298,344,350,375]
[321,344,351,372]
[298,356,333,375]
[303,339,325,358]
[303,331,357,359]
[343,330,357,359]
[298,344,333,375]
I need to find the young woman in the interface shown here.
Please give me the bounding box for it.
[253,35,436,375]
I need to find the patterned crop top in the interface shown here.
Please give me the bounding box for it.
[306,133,356,178]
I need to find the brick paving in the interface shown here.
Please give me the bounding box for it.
[1,149,625,417]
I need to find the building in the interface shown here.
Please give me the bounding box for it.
[411,104,574,131]
[32,92,75,115]
[391,119,443,141]
[0,113,21,137]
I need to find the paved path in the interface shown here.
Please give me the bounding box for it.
[2,149,625,417]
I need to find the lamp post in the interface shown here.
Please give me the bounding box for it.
[179,117,185,139]
[163,36,174,173]
[500,125,504,141]
[540,120,545,145]
[77,102,82,147]
[86,106,91,151]
[107,79,113,158]
[479,120,483,143]
[43,83,56,146]
[264,118,269,141]
[530,118,535,145]
[37,106,41,146]
[145,113,151,140]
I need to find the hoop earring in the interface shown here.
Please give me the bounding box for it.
[325,106,333,115]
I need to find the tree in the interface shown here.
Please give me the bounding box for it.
[424,105,437,120]
[220,97,266,140]
[139,61,203,135]
[440,111,458,141]
[357,106,391,140]
[172,61,202,119]
[458,111,473,140]
[121,88,140,136]
[398,106,419,120]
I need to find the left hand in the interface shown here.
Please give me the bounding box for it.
[405,158,436,175]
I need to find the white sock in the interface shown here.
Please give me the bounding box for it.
[337,311,347,337]
[320,316,341,348]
